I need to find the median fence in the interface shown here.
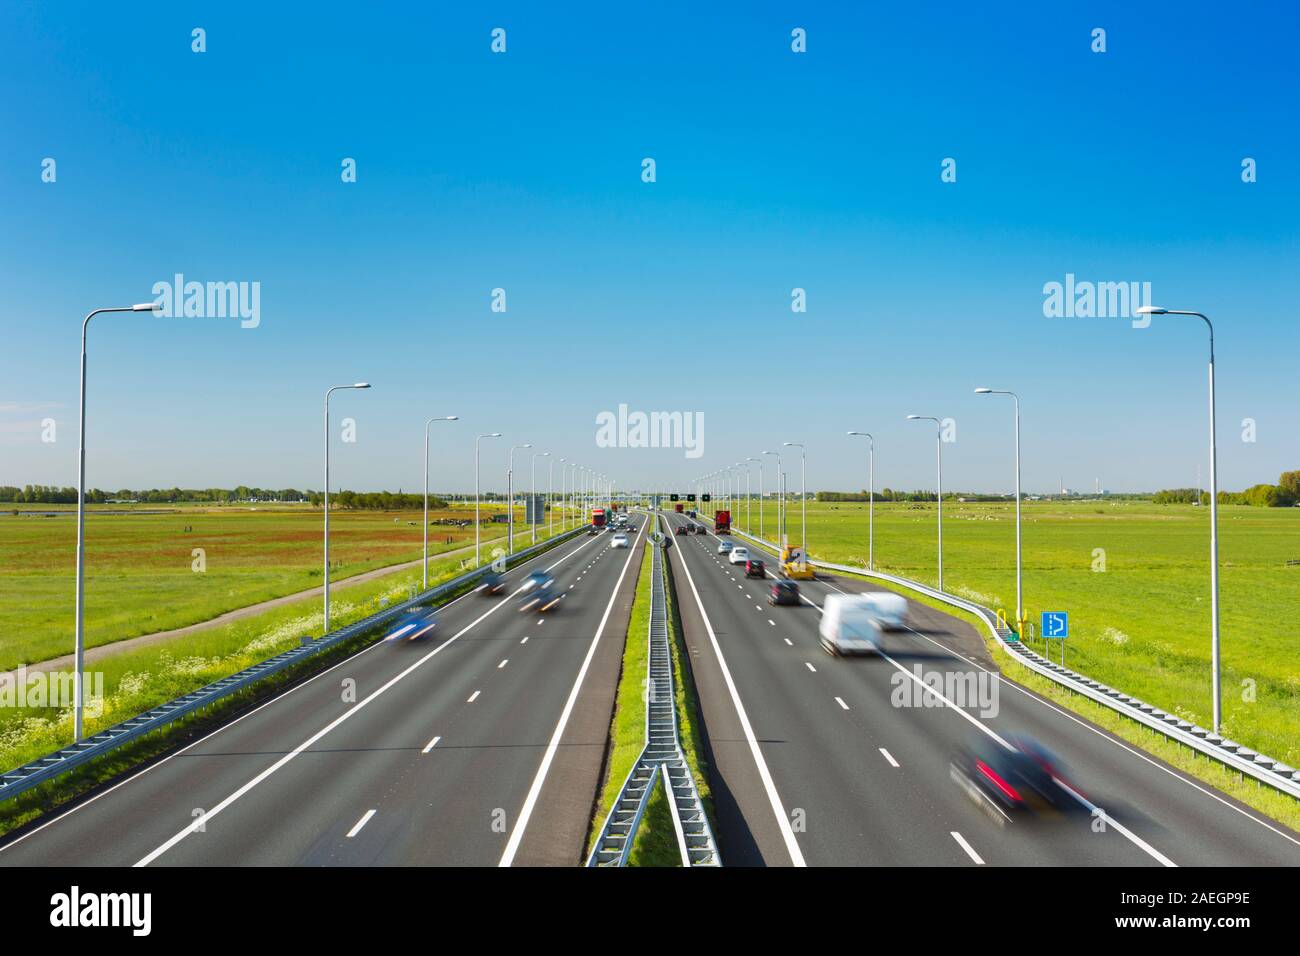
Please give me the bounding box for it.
[716,519,1300,803]
[0,525,587,806]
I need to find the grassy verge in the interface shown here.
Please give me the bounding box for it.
[585,520,716,866]
[627,537,717,865]
[0,529,581,836]
[586,543,652,861]
[824,564,1300,833]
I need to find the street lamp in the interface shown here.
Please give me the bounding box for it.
[422,415,459,589]
[763,451,783,545]
[906,415,944,591]
[974,388,1022,631]
[475,433,502,566]
[324,382,372,635]
[532,451,549,544]
[507,444,532,554]
[548,455,557,538]
[72,301,162,741]
[748,457,763,540]
[1135,305,1222,734]
[783,443,807,560]
[846,432,875,570]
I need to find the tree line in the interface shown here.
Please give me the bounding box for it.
[0,485,447,510]
[1155,470,1298,507]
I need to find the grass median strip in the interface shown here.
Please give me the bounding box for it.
[585,528,715,866]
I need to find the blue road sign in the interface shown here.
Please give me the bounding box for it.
[1042,611,1069,639]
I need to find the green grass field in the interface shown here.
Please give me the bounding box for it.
[727,498,1300,765]
[0,501,577,670]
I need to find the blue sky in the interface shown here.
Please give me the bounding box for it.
[1,1,1296,495]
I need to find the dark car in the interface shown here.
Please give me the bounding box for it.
[480,571,506,595]
[949,734,1078,825]
[744,558,766,578]
[694,524,707,535]
[587,525,599,535]
[768,580,800,605]
[674,524,688,536]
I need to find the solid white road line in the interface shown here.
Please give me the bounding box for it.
[347,810,376,838]
[467,690,481,703]
[498,520,648,866]
[879,747,900,768]
[950,831,984,865]
[422,735,441,754]
[131,531,602,868]
[668,524,807,867]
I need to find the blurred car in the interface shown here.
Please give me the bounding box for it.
[949,734,1076,824]
[818,593,883,656]
[480,571,506,595]
[728,546,750,565]
[520,570,550,594]
[385,610,437,642]
[586,525,599,535]
[744,558,766,578]
[694,524,708,535]
[768,580,800,605]
[611,532,630,548]
[716,540,733,555]
[518,575,562,613]
[860,592,910,630]
[674,524,688,536]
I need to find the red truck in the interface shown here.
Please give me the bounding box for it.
[591,507,607,528]
[715,509,731,533]
[674,503,684,513]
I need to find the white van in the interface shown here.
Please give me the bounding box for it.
[860,591,909,630]
[819,594,883,656]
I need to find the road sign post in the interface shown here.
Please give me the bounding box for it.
[1042,611,1068,665]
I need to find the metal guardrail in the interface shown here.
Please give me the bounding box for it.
[588,514,720,866]
[0,525,587,806]
[715,519,1300,802]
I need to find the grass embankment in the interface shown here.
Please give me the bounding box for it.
[0,501,558,669]
[731,499,1300,767]
[0,526,580,825]
[586,522,714,866]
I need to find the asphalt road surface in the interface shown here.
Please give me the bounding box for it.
[661,511,1300,867]
[0,519,646,866]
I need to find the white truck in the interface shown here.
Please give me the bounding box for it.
[819,594,884,656]
[859,591,910,630]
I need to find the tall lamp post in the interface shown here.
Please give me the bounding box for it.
[906,415,944,590]
[422,415,459,589]
[324,382,372,635]
[783,443,807,560]
[748,457,763,541]
[1135,305,1222,734]
[974,388,1022,631]
[846,431,875,570]
[73,301,163,741]
[763,451,783,545]
[547,455,556,538]
[475,432,502,566]
[507,444,532,554]
[531,451,549,544]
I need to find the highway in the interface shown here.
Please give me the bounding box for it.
[0,519,647,867]
[660,510,1300,867]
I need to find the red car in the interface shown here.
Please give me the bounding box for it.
[744,558,766,578]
